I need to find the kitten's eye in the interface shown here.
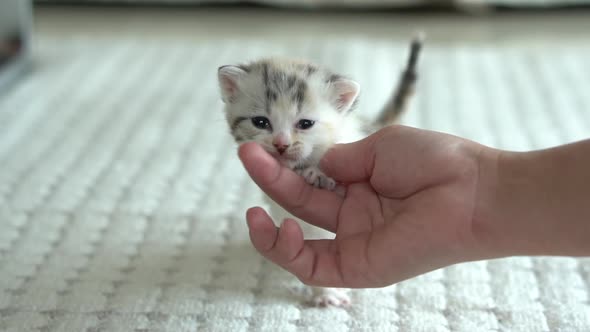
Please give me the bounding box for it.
[296,119,315,130]
[251,116,271,130]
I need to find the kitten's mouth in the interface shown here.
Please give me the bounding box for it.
[276,154,298,163]
[284,157,302,167]
[268,151,300,165]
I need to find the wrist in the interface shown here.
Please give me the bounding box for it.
[473,141,590,258]
[470,144,507,258]
[474,149,553,257]
[473,147,551,257]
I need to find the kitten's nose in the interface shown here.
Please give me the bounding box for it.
[273,143,290,155]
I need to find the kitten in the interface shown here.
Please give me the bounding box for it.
[218,36,422,306]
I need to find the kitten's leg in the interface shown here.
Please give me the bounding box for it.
[301,222,352,307]
[312,287,351,307]
[295,166,336,191]
[266,197,352,307]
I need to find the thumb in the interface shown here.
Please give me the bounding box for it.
[320,135,377,183]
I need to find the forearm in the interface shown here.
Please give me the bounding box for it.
[476,139,590,257]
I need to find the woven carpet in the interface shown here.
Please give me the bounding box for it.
[1,36,590,331]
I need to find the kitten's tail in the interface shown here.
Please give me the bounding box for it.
[374,34,424,128]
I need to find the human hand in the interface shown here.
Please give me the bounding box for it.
[239,125,498,288]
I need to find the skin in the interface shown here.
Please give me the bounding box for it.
[238,125,590,288]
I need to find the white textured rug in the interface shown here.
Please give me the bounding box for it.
[1,36,590,332]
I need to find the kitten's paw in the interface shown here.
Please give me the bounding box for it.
[296,166,336,191]
[311,288,351,307]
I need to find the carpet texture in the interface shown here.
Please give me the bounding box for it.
[1,36,590,331]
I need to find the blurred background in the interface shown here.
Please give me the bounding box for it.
[1,1,590,332]
[2,1,590,91]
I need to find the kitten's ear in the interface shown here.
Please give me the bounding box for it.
[329,79,360,113]
[218,65,248,103]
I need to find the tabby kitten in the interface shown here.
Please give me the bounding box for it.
[218,36,422,306]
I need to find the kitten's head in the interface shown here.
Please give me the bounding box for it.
[217,58,360,168]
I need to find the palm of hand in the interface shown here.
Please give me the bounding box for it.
[333,174,479,287]
[241,126,483,288]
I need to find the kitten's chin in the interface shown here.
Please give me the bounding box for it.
[268,152,302,168]
[279,158,299,168]
[262,147,305,168]
[274,155,299,167]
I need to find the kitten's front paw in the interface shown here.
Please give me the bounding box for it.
[296,166,336,191]
[312,288,351,307]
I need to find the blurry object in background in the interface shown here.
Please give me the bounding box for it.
[0,0,32,93]
[0,36,23,67]
[33,0,590,11]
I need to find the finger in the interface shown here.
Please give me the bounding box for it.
[246,207,347,287]
[246,207,280,252]
[320,134,377,183]
[239,142,343,233]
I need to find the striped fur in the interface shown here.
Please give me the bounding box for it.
[374,35,423,129]
[218,57,364,171]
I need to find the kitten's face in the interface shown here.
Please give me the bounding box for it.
[218,59,359,168]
